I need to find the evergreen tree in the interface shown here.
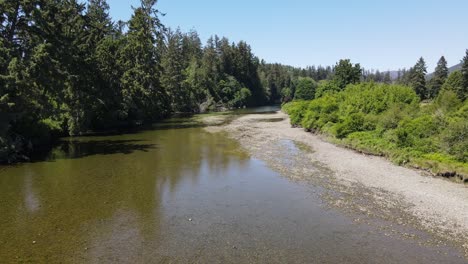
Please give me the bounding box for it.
[294,77,317,100]
[85,0,113,46]
[441,71,463,99]
[161,28,192,112]
[410,57,427,100]
[333,59,362,89]
[231,41,264,105]
[201,37,221,102]
[461,50,468,101]
[428,56,448,99]
[119,0,169,121]
[383,72,391,84]
[183,57,205,111]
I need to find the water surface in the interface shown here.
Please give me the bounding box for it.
[0,109,465,263]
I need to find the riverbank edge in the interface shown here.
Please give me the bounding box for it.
[281,107,468,185]
[0,105,275,165]
[203,111,468,257]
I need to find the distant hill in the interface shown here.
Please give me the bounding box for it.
[448,62,462,73]
[427,63,462,79]
[377,63,462,81]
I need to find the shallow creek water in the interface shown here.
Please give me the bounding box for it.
[0,107,466,263]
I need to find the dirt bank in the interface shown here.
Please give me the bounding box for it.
[204,111,468,256]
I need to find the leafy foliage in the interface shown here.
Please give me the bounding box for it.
[294,77,317,100]
[332,59,362,90]
[283,81,468,175]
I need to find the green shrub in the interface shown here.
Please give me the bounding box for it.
[334,113,366,138]
[300,95,339,131]
[294,77,317,100]
[315,80,341,98]
[282,81,468,175]
[345,130,397,156]
[434,89,462,113]
[281,87,293,102]
[339,83,419,115]
[282,101,309,126]
[441,118,468,162]
[378,103,413,130]
[231,88,252,108]
[395,115,439,152]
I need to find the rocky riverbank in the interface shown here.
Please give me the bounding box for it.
[204,111,468,257]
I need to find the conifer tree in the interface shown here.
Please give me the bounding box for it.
[161,29,192,112]
[383,72,391,84]
[119,0,169,121]
[428,56,448,98]
[333,59,362,89]
[411,57,427,100]
[461,50,468,101]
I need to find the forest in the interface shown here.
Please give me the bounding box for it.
[0,0,336,162]
[0,0,311,162]
[1,0,467,167]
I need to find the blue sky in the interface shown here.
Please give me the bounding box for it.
[107,0,468,71]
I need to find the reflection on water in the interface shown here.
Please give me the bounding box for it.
[0,124,250,262]
[230,105,281,115]
[0,111,466,263]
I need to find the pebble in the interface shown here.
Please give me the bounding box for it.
[188,218,192,221]
[32,241,36,244]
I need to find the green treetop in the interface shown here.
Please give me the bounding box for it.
[411,57,427,100]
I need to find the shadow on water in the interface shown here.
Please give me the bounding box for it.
[31,139,157,162]
[151,121,206,130]
[2,105,280,164]
[44,105,282,139]
[0,106,467,263]
[26,105,281,163]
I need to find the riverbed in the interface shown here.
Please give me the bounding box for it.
[0,107,466,263]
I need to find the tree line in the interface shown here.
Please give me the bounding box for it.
[283,52,468,180]
[277,53,468,104]
[0,0,340,162]
[396,55,468,101]
[0,0,273,162]
[1,0,467,163]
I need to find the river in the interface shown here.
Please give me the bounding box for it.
[0,107,466,263]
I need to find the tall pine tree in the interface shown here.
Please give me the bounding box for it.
[461,50,468,101]
[161,28,193,112]
[119,0,169,121]
[411,57,427,100]
[428,56,448,99]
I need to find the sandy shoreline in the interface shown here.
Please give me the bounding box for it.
[204,111,468,256]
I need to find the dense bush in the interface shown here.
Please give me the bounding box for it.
[300,95,339,132]
[315,80,341,98]
[282,100,309,126]
[283,82,468,175]
[294,77,317,100]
